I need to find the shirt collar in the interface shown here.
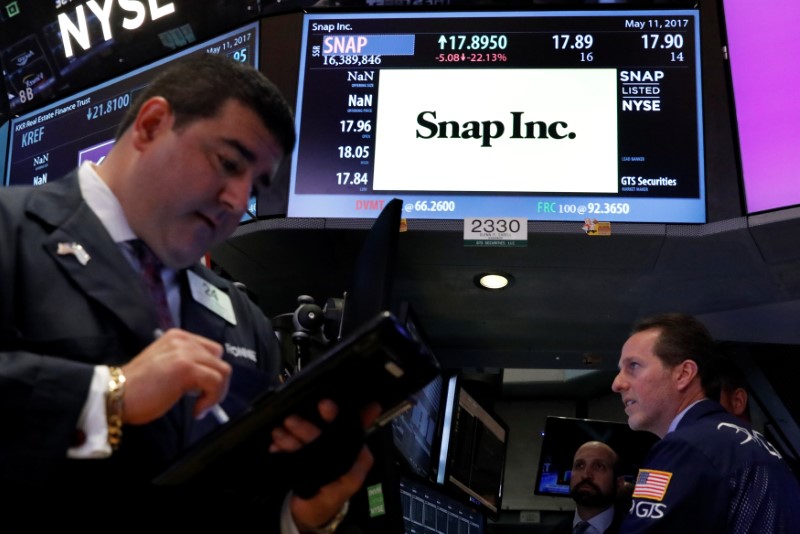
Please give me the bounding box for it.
[667,398,707,434]
[574,505,615,533]
[78,160,137,243]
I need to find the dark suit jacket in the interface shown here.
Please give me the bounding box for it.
[0,173,284,522]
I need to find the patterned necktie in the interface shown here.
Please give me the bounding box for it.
[128,239,174,330]
[574,521,592,534]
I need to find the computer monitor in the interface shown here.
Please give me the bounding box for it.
[0,1,263,117]
[400,475,485,534]
[392,373,444,480]
[340,197,403,336]
[723,0,800,214]
[288,7,707,223]
[390,300,444,480]
[4,22,259,189]
[435,374,509,520]
[534,416,659,497]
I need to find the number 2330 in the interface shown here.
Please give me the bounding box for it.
[470,219,522,233]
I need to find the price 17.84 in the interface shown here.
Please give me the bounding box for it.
[336,172,369,185]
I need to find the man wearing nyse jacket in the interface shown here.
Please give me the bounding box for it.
[0,54,373,533]
[612,313,800,533]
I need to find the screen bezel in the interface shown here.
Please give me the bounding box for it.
[4,22,261,190]
[718,0,800,215]
[435,373,509,520]
[391,372,445,481]
[533,415,659,498]
[286,5,711,223]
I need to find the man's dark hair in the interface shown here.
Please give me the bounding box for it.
[718,355,752,419]
[718,356,747,392]
[631,313,721,400]
[116,53,295,155]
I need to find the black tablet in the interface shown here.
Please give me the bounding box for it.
[154,310,440,485]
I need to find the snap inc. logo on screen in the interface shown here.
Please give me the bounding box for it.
[415,111,577,148]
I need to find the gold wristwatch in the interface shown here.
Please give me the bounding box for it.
[306,501,349,534]
[106,366,126,450]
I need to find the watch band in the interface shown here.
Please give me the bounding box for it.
[306,500,349,534]
[106,366,126,451]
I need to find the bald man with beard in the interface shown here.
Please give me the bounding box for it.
[550,441,626,534]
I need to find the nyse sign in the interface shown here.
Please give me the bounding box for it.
[57,0,177,58]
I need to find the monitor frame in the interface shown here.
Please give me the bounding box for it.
[391,372,445,481]
[720,0,800,215]
[286,5,716,223]
[4,21,260,192]
[534,415,659,498]
[434,373,509,520]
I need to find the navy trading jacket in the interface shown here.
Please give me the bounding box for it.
[621,400,800,534]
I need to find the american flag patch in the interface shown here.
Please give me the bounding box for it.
[632,469,672,501]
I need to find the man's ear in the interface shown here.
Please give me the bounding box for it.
[674,359,699,391]
[732,387,749,417]
[131,97,172,150]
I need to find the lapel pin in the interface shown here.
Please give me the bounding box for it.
[57,242,91,266]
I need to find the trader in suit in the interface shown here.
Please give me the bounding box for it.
[612,313,800,533]
[550,441,626,534]
[0,53,373,532]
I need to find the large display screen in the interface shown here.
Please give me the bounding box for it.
[392,374,444,480]
[534,416,658,498]
[435,374,508,519]
[288,9,706,222]
[4,21,259,208]
[0,0,263,116]
[724,0,800,214]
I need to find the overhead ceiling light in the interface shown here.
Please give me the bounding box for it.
[476,272,513,290]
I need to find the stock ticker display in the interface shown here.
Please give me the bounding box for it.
[4,22,258,192]
[288,9,707,223]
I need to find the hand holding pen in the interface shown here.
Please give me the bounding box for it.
[118,328,232,425]
[153,328,229,423]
